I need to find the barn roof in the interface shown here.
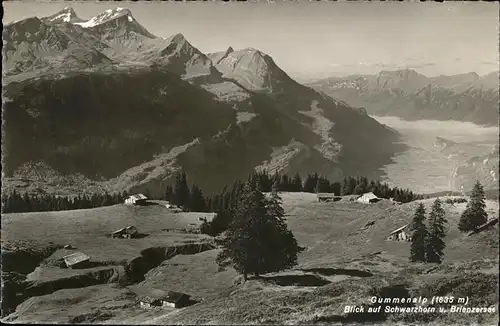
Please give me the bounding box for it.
[63,252,90,266]
[389,224,409,235]
[139,296,162,304]
[112,226,138,235]
[317,193,336,198]
[128,194,148,200]
[164,291,190,303]
[359,192,378,200]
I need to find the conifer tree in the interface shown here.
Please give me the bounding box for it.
[315,176,331,193]
[303,174,318,193]
[272,173,282,191]
[257,172,272,192]
[173,172,190,208]
[342,177,357,195]
[21,193,31,212]
[267,181,285,219]
[425,198,447,263]
[280,174,291,192]
[340,177,348,195]
[189,185,206,212]
[164,185,174,202]
[330,181,341,196]
[410,203,427,262]
[458,181,488,232]
[291,173,303,192]
[368,180,377,192]
[216,181,299,281]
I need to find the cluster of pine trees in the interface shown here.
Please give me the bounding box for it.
[164,172,208,213]
[409,199,447,263]
[1,190,129,213]
[409,181,490,264]
[238,172,419,201]
[256,172,421,203]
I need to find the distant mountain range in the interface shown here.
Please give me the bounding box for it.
[2,7,402,197]
[308,69,499,126]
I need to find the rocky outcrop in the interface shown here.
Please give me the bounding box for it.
[2,242,216,318]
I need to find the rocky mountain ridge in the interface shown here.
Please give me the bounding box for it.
[308,69,499,126]
[2,7,402,197]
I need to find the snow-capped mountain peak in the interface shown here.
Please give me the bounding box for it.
[71,7,157,39]
[207,46,234,65]
[74,7,134,28]
[45,7,84,24]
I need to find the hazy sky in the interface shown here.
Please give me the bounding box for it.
[4,1,499,80]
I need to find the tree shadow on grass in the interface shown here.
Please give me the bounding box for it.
[132,233,150,239]
[107,233,150,239]
[301,267,373,277]
[142,201,161,207]
[68,310,114,324]
[258,274,331,287]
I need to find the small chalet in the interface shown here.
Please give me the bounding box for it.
[387,224,411,242]
[112,226,138,239]
[317,193,340,202]
[124,194,148,205]
[357,192,381,204]
[139,291,191,309]
[63,252,90,269]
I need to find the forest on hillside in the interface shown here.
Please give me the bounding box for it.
[2,171,421,235]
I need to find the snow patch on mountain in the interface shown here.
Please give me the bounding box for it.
[44,7,84,24]
[74,7,132,28]
[51,12,72,23]
[7,7,220,81]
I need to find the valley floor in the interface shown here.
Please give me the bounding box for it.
[1,193,498,324]
[372,116,499,194]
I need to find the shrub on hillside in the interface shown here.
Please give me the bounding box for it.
[445,198,467,204]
